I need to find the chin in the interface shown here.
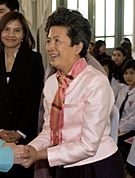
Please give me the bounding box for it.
[50,62,58,70]
[50,59,59,65]
[50,61,55,67]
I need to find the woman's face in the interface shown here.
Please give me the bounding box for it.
[0,4,10,20]
[1,20,24,50]
[99,44,106,54]
[46,26,83,74]
[112,50,126,66]
[124,68,135,89]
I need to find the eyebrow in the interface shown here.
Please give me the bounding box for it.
[47,36,61,39]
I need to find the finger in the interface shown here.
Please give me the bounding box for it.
[21,163,30,168]
[21,159,31,168]
[15,158,28,165]
[20,153,30,159]
[23,146,31,151]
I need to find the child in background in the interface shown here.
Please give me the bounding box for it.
[115,59,135,162]
[112,47,128,84]
[100,57,125,99]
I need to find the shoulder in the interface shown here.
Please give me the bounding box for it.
[27,50,42,59]
[116,85,129,99]
[22,50,43,66]
[18,47,42,59]
[86,54,106,75]
[119,85,128,93]
[18,49,44,73]
[81,66,114,99]
[84,65,108,83]
[45,73,57,85]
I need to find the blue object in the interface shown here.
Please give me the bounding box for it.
[0,139,13,172]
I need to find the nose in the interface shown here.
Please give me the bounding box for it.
[125,74,130,79]
[7,30,15,36]
[113,56,118,62]
[46,41,55,52]
[7,28,18,36]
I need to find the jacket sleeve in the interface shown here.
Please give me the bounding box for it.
[17,52,45,144]
[0,139,13,172]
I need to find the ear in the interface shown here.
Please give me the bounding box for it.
[75,42,83,55]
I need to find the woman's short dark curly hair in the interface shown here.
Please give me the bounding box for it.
[45,7,92,57]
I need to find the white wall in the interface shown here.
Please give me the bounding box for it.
[19,0,52,68]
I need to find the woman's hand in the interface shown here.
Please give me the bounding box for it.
[21,145,48,168]
[13,145,26,164]
[0,130,21,143]
[20,145,37,168]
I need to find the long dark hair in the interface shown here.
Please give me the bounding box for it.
[0,11,35,52]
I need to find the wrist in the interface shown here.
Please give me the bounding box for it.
[37,149,47,161]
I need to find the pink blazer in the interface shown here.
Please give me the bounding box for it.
[30,64,117,167]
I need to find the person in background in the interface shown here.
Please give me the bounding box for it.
[20,7,123,178]
[0,0,23,174]
[0,11,44,178]
[93,40,111,62]
[112,46,129,84]
[100,57,125,100]
[120,37,131,45]
[0,0,19,19]
[115,59,135,162]
[86,40,106,75]
[120,37,134,60]
[120,42,133,60]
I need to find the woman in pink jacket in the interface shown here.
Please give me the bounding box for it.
[21,7,124,178]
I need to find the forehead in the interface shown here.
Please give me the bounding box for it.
[125,68,135,72]
[48,26,68,37]
[113,50,123,55]
[5,20,22,28]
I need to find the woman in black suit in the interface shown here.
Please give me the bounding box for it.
[0,11,44,178]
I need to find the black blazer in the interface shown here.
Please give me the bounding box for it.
[0,47,44,144]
